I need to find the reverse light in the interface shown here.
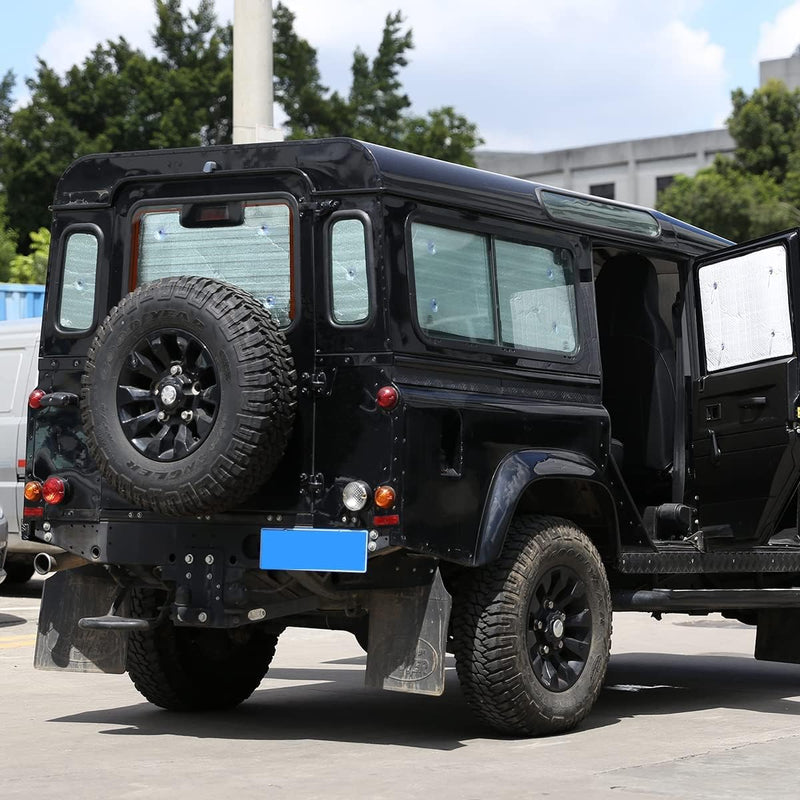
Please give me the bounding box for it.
[374,485,396,509]
[28,389,46,409]
[376,385,399,411]
[342,480,370,511]
[24,481,42,502]
[42,476,67,505]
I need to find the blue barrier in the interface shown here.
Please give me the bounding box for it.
[0,284,45,321]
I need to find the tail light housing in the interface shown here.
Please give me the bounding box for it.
[42,476,68,505]
[24,481,42,502]
[28,388,46,409]
[374,485,396,509]
[376,385,399,410]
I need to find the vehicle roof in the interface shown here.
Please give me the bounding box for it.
[54,137,730,254]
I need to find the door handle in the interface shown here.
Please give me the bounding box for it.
[738,396,767,409]
[707,428,721,465]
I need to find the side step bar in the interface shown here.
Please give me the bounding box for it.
[613,588,800,612]
[618,547,800,574]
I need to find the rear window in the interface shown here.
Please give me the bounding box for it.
[133,201,294,326]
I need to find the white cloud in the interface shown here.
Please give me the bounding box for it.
[38,0,235,72]
[33,0,730,152]
[756,2,800,62]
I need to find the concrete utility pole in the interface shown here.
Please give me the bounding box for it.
[233,0,284,143]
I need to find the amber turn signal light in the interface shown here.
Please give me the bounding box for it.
[42,476,67,505]
[374,485,396,509]
[24,481,42,502]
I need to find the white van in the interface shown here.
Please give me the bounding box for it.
[0,318,60,583]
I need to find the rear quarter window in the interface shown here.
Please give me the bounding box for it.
[59,231,99,331]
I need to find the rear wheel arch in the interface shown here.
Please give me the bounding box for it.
[474,450,619,567]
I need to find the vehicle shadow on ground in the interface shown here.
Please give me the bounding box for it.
[589,652,800,726]
[0,578,44,599]
[48,650,800,748]
[0,612,26,628]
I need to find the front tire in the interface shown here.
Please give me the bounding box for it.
[452,515,611,736]
[126,590,280,711]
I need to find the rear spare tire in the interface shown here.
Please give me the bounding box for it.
[81,276,296,516]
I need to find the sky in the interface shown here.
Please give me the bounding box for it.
[2,0,800,153]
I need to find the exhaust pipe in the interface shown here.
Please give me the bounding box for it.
[34,552,90,575]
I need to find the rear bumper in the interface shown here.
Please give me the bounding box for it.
[7,530,63,556]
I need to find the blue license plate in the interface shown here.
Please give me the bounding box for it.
[259,528,369,573]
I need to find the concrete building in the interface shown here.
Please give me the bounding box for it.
[760,47,800,92]
[476,53,800,208]
[475,129,735,208]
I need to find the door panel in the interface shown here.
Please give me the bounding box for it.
[691,231,800,542]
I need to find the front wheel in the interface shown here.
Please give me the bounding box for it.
[452,515,611,736]
[126,590,280,711]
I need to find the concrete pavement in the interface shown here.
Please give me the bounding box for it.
[2,576,800,799]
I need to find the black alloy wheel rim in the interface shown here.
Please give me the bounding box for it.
[525,565,593,692]
[116,329,220,462]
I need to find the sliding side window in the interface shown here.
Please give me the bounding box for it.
[410,221,577,354]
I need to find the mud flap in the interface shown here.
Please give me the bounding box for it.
[34,567,128,673]
[365,567,452,696]
[755,608,800,664]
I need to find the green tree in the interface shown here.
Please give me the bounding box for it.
[657,80,800,240]
[1,0,482,247]
[273,4,482,165]
[658,157,800,242]
[728,80,800,183]
[0,195,18,282]
[8,227,50,284]
[0,0,233,240]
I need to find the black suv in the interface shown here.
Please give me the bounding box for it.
[25,138,800,735]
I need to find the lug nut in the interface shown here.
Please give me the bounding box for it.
[170,365,182,376]
[181,410,193,422]
[541,645,550,655]
[535,620,543,630]
[546,600,554,610]
[157,411,167,421]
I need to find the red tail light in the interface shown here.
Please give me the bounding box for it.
[28,389,46,409]
[376,385,399,410]
[42,476,67,505]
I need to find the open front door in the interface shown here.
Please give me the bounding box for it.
[691,230,800,543]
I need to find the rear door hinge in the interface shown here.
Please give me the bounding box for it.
[300,370,333,396]
[299,199,340,218]
[300,472,325,498]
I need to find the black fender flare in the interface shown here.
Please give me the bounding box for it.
[473,449,618,566]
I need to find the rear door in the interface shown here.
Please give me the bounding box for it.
[690,231,800,542]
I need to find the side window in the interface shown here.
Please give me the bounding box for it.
[495,240,577,353]
[411,223,494,343]
[330,218,370,324]
[410,221,578,354]
[59,232,99,330]
[698,244,792,371]
[135,202,293,326]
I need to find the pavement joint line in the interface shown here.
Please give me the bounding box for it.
[0,634,36,640]
[0,606,41,612]
[599,731,800,776]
